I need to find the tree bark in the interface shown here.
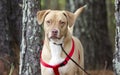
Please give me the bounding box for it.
[19,0,42,75]
[66,0,113,69]
[113,0,120,75]
[0,0,11,57]
[9,0,22,45]
[0,0,22,75]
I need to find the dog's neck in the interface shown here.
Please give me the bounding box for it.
[48,37,64,65]
[49,31,70,65]
[49,41,62,59]
[43,31,72,63]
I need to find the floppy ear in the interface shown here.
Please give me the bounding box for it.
[37,10,51,25]
[63,5,87,27]
[63,11,75,27]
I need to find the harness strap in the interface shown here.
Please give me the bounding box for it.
[40,38,75,75]
[53,67,60,75]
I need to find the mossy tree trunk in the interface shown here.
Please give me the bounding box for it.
[19,0,42,75]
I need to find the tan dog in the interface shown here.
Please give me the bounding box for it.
[37,5,86,75]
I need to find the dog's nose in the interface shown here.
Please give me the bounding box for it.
[52,29,58,35]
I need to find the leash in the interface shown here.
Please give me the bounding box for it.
[56,43,91,75]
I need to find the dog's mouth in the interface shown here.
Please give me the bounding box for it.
[48,36,61,42]
[48,31,61,40]
[48,35,64,44]
[49,36,61,39]
[47,29,65,44]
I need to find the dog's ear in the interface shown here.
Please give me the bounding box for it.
[37,10,51,25]
[63,11,75,27]
[63,5,87,27]
[74,5,87,20]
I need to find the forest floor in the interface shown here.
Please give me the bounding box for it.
[85,70,114,75]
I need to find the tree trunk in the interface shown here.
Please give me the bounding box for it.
[0,0,11,54]
[0,0,22,75]
[66,0,113,69]
[9,0,22,45]
[8,0,22,68]
[19,0,42,75]
[0,0,11,73]
[113,0,120,75]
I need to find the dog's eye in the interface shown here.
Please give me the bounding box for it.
[59,21,65,25]
[46,20,51,25]
[47,20,50,23]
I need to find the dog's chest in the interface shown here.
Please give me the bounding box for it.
[49,42,64,65]
[47,42,70,75]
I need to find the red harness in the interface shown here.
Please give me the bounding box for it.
[40,39,75,75]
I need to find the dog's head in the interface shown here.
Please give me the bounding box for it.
[37,5,86,43]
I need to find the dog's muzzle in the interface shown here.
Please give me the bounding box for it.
[48,29,60,39]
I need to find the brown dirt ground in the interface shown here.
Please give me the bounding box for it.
[85,70,114,75]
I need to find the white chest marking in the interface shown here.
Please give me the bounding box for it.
[49,41,64,65]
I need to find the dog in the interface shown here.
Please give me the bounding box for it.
[37,5,86,75]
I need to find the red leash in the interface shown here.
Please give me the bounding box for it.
[40,39,75,75]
